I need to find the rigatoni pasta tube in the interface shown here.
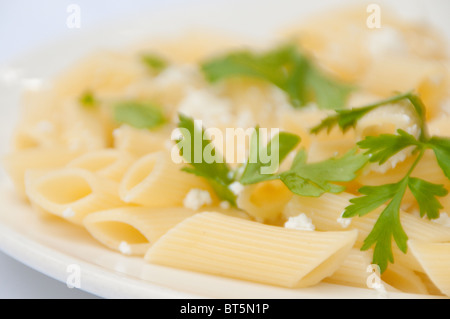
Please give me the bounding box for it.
[83,207,198,255]
[145,212,358,288]
[25,167,125,225]
[408,241,450,297]
[119,151,213,207]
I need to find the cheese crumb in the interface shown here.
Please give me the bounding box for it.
[183,189,212,210]
[284,213,315,231]
[118,241,132,255]
[228,181,244,196]
[62,207,76,219]
[219,201,231,210]
[337,211,352,228]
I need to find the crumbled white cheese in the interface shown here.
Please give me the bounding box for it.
[228,181,245,196]
[219,201,231,210]
[62,207,76,219]
[183,189,213,211]
[284,213,315,231]
[118,241,132,255]
[367,27,408,58]
[337,211,352,228]
[433,212,450,228]
[177,88,233,128]
[153,64,198,89]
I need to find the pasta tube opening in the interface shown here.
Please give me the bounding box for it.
[35,174,92,205]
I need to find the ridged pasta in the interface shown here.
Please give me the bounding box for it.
[119,151,214,207]
[145,212,358,288]
[283,193,450,272]
[83,207,198,255]
[67,149,136,182]
[113,125,174,157]
[2,147,83,198]
[408,241,450,297]
[25,167,125,225]
[236,179,293,223]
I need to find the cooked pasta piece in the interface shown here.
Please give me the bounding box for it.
[119,151,214,207]
[83,207,199,255]
[236,179,293,223]
[325,248,397,292]
[145,212,358,288]
[25,167,125,225]
[67,149,136,182]
[113,124,174,157]
[408,241,450,297]
[283,193,450,272]
[2,147,83,198]
[381,263,428,295]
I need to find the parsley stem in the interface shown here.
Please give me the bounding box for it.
[405,147,426,178]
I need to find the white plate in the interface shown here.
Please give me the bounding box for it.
[0,0,449,299]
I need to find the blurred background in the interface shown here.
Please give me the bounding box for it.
[0,0,449,299]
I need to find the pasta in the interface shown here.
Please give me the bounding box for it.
[145,212,358,288]
[119,151,215,207]
[3,5,450,298]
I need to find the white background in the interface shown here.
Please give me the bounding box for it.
[0,0,449,299]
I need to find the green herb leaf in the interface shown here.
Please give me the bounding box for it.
[114,101,166,129]
[201,44,353,109]
[177,114,236,206]
[357,129,421,165]
[345,179,409,273]
[361,180,409,273]
[240,129,301,184]
[427,136,450,179]
[141,54,168,74]
[79,91,97,109]
[408,177,448,219]
[280,148,368,197]
[310,92,422,135]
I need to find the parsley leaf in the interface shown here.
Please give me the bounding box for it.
[323,92,450,273]
[201,44,353,110]
[279,149,368,197]
[240,129,301,184]
[79,91,97,109]
[344,179,409,273]
[141,54,168,74]
[427,136,450,179]
[177,114,237,206]
[310,92,426,135]
[408,177,448,219]
[357,129,420,165]
[114,101,166,129]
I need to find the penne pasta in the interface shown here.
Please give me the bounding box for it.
[408,241,450,297]
[67,149,136,182]
[2,147,83,198]
[145,212,358,288]
[83,207,199,255]
[283,193,450,272]
[119,151,214,207]
[25,167,125,225]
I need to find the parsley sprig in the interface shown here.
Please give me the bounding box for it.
[176,114,367,207]
[313,92,450,272]
[201,44,353,110]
